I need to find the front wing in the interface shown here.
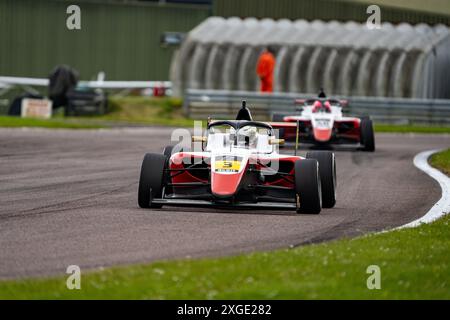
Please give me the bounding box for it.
[152,198,297,210]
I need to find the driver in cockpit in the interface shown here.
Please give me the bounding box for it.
[313,88,331,113]
[238,126,258,148]
[312,100,332,113]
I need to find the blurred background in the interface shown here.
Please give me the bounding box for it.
[1,0,449,125]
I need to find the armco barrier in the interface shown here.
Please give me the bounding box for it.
[184,89,450,125]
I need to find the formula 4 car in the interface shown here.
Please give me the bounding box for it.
[271,98,375,151]
[138,102,336,214]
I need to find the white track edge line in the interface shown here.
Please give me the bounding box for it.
[396,149,450,229]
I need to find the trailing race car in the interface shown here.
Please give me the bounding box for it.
[138,102,337,214]
[271,98,375,151]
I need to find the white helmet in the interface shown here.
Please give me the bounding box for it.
[238,126,258,148]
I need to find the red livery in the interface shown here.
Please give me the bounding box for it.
[271,98,375,151]
[138,103,337,214]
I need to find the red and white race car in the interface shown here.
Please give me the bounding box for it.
[138,103,337,214]
[271,98,375,151]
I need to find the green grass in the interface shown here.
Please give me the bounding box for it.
[1,213,449,299]
[430,148,450,176]
[374,124,450,134]
[92,96,201,127]
[0,116,103,129]
[0,97,201,129]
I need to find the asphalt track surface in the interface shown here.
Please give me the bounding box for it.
[0,128,448,278]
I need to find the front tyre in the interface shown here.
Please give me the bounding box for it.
[163,145,174,158]
[138,153,167,208]
[306,151,336,208]
[360,117,375,152]
[294,159,322,214]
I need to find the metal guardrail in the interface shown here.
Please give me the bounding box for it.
[184,89,450,126]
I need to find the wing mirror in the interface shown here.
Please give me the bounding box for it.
[269,138,285,145]
[192,136,207,143]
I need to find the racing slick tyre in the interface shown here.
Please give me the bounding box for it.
[138,153,167,209]
[294,159,322,214]
[164,145,185,157]
[360,117,375,152]
[163,145,173,158]
[306,151,336,208]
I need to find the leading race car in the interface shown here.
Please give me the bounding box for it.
[271,98,375,151]
[138,102,337,214]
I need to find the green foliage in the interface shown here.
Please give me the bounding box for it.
[96,96,196,127]
[430,149,450,176]
[0,116,103,129]
[374,124,450,134]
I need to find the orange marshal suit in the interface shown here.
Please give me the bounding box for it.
[256,51,276,92]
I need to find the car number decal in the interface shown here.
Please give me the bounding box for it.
[315,118,330,127]
[214,156,242,173]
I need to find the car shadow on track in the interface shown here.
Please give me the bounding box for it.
[151,206,335,217]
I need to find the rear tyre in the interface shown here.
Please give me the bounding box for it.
[306,151,336,208]
[294,159,322,214]
[138,153,167,208]
[360,117,375,152]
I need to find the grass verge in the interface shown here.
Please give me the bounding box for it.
[93,96,200,127]
[0,214,449,299]
[0,116,104,129]
[0,97,200,129]
[430,148,450,176]
[374,124,450,134]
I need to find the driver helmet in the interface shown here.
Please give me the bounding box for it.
[239,126,258,148]
[312,100,322,113]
